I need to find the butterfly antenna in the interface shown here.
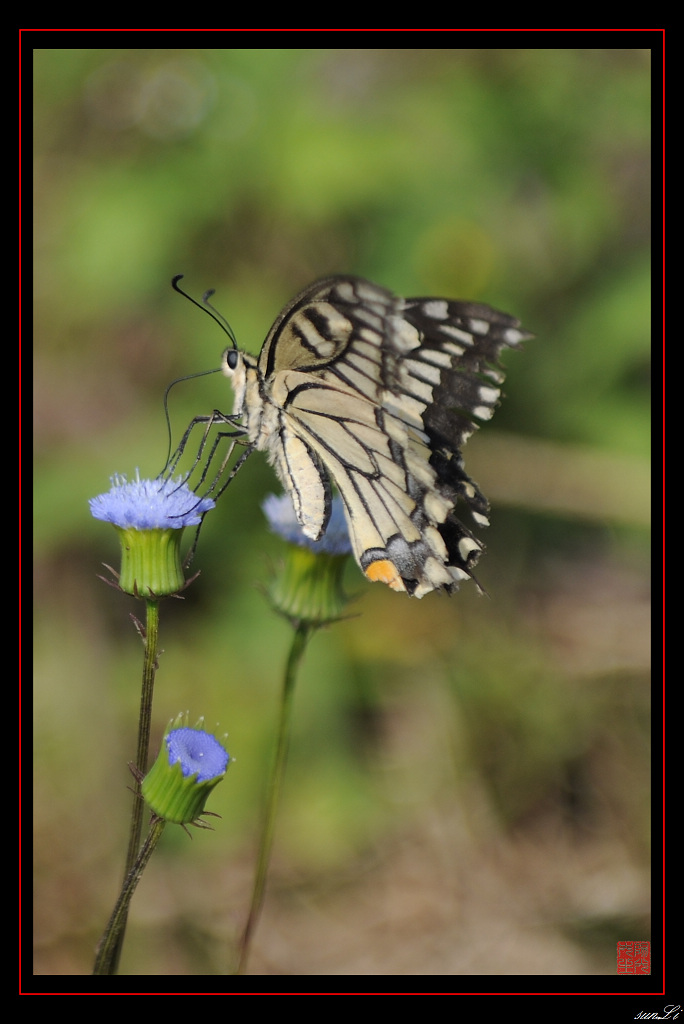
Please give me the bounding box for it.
[172,274,238,350]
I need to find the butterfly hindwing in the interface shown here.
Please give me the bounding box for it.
[222,276,530,598]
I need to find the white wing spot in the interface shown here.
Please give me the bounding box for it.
[484,367,505,384]
[458,537,481,561]
[421,300,449,319]
[478,385,500,404]
[421,489,450,524]
[391,318,421,352]
[356,280,388,303]
[440,326,473,346]
[419,349,452,368]
[335,281,356,301]
[503,327,525,346]
[451,567,470,582]
[467,318,490,335]
[441,340,465,357]
[405,358,441,385]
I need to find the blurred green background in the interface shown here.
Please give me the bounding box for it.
[33,47,651,978]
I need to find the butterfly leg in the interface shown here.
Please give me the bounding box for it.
[163,410,245,484]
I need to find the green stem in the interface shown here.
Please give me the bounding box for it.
[234,621,313,975]
[93,597,160,975]
[93,817,166,974]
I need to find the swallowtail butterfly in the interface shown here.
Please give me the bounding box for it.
[220,276,530,598]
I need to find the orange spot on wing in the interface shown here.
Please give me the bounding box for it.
[364,559,406,592]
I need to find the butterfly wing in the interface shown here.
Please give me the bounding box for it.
[235,277,530,598]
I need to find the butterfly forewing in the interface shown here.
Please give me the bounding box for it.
[223,276,530,598]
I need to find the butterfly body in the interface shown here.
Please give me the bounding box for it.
[221,276,530,598]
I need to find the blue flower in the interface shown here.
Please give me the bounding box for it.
[262,493,352,556]
[262,493,352,625]
[166,727,230,782]
[89,472,215,597]
[142,719,231,824]
[89,472,215,530]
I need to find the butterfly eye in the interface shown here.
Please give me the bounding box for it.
[222,348,239,373]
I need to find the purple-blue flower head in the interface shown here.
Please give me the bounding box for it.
[89,473,215,530]
[262,493,352,556]
[142,721,231,823]
[166,727,230,782]
[262,493,352,625]
[89,473,216,596]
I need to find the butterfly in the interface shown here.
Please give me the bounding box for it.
[220,275,531,598]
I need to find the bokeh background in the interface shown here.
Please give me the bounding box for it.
[33,47,651,979]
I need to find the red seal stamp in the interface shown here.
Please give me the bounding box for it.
[617,939,651,974]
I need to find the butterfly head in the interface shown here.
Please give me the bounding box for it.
[221,347,263,446]
[221,346,249,417]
